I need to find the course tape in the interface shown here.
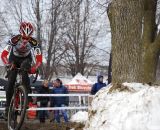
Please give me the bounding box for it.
[0,106,88,111]
[0,93,90,97]
[0,94,92,111]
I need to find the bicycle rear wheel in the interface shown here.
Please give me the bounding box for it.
[8,85,28,130]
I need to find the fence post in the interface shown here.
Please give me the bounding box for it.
[78,96,81,106]
[82,96,86,105]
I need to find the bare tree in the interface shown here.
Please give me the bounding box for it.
[27,0,43,48]
[5,0,23,24]
[0,11,13,39]
[43,0,68,79]
[63,0,101,76]
[0,0,109,79]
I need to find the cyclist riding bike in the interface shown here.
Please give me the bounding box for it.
[1,22,42,119]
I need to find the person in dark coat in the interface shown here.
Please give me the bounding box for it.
[91,75,106,95]
[51,78,69,123]
[37,80,49,123]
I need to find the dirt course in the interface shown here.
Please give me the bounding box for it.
[0,121,85,130]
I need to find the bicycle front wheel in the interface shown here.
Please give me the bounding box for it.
[8,85,28,130]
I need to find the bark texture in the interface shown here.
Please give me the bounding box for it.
[108,0,144,83]
[108,0,160,84]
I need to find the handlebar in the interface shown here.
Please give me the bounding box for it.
[5,67,39,84]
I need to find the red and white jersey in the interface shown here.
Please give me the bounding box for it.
[1,35,42,68]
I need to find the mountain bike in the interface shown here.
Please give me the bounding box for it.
[6,68,38,130]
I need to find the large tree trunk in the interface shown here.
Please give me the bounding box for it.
[108,0,160,84]
[142,44,159,83]
[108,0,144,83]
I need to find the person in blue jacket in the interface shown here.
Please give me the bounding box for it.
[91,75,106,95]
[51,78,69,123]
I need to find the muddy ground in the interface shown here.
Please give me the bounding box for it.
[0,120,85,130]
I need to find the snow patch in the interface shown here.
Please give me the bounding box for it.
[70,111,88,123]
[85,83,160,130]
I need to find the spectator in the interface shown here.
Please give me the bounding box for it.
[51,78,69,123]
[91,75,106,95]
[37,80,50,123]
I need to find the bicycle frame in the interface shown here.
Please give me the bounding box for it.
[8,68,38,130]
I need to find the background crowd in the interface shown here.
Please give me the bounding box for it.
[27,75,107,124]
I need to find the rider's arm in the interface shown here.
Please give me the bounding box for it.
[1,35,20,65]
[29,37,42,74]
[1,45,12,65]
[30,46,42,74]
[33,47,42,69]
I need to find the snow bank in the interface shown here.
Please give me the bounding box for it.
[84,83,160,130]
[70,111,88,123]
